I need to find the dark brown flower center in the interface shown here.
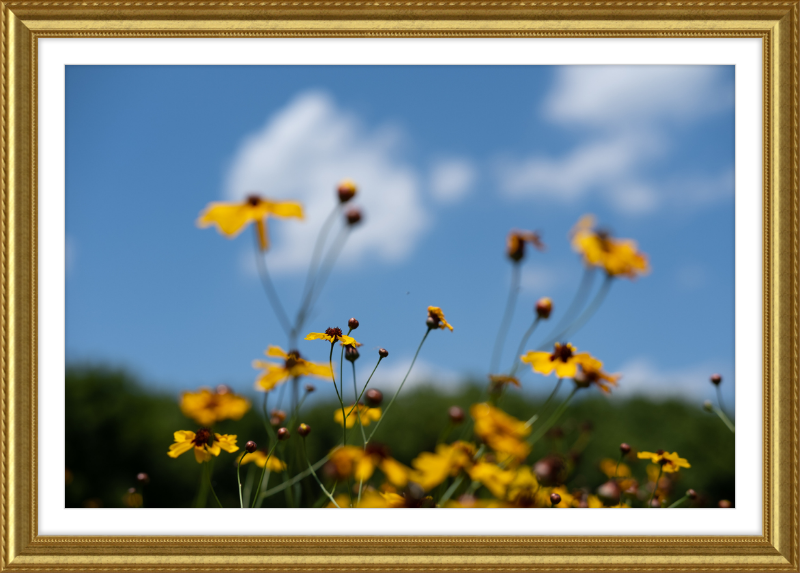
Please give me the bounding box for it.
[285,350,301,369]
[596,229,613,252]
[551,343,574,363]
[246,194,261,206]
[192,428,213,447]
[325,327,343,340]
[364,442,390,460]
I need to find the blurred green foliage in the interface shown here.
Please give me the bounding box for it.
[66,365,734,509]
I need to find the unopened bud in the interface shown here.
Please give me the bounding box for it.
[277,427,290,441]
[365,389,383,407]
[345,346,360,362]
[305,384,316,393]
[687,489,697,500]
[619,443,631,456]
[245,441,257,453]
[596,480,621,505]
[136,472,149,484]
[348,317,359,330]
[271,410,287,423]
[216,384,231,395]
[550,493,561,506]
[718,499,732,508]
[128,487,137,494]
[345,208,362,226]
[448,406,465,424]
[378,348,389,359]
[650,498,661,508]
[297,423,311,437]
[535,297,553,319]
[337,179,357,203]
[710,373,722,386]
[426,316,439,329]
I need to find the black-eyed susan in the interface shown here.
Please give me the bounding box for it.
[506,229,545,262]
[637,450,691,473]
[521,342,600,379]
[470,403,531,461]
[327,444,412,488]
[574,361,621,393]
[334,403,381,428]
[179,387,250,427]
[197,195,304,251]
[167,428,239,463]
[236,449,287,473]
[305,326,359,347]
[252,346,332,392]
[570,214,649,279]
[427,306,454,331]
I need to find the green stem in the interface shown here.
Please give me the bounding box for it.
[490,263,521,375]
[252,228,292,336]
[648,466,664,508]
[261,393,277,441]
[347,357,384,418]
[528,387,578,445]
[237,452,249,508]
[353,361,367,445]
[303,439,340,508]
[259,451,333,501]
[525,378,563,428]
[667,494,690,509]
[439,474,464,505]
[510,317,541,376]
[206,462,223,508]
[712,404,736,433]
[367,327,432,444]
[541,266,595,347]
[544,274,613,348]
[329,342,347,447]
[251,442,279,508]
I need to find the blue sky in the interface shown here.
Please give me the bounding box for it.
[65,65,735,407]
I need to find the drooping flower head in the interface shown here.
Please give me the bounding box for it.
[637,450,691,473]
[252,346,332,392]
[521,342,600,379]
[305,327,359,346]
[506,229,545,263]
[488,374,521,394]
[179,386,250,426]
[197,194,304,251]
[574,361,621,393]
[167,429,238,463]
[570,215,649,279]
[427,306,454,331]
[334,403,382,428]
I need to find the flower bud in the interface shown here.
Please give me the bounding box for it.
[277,427,290,441]
[365,389,383,407]
[649,498,661,508]
[345,208,362,226]
[297,423,311,437]
[596,480,621,505]
[128,487,137,494]
[718,499,732,508]
[337,179,357,203]
[535,297,553,319]
[271,410,287,423]
[710,373,722,386]
[426,316,439,329]
[619,443,631,456]
[136,472,150,484]
[345,346,360,362]
[549,493,561,506]
[687,489,697,500]
[245,441,257,453]
[216,384,232,395]
[348,317,359,330]
[448,406,465,424]
[703,400,713,412]
[305,384,316,393]
[378,348,389,359]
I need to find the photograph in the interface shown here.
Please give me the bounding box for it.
[64,64,736,510]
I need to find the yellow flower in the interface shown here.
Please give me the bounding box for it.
[427,306,454,331]
[334,404,382,428]
[167,428,238,463]
[506,229,545,262]
[197,194,304,251]
[536,486,574,508]
[468,462,517,498]
[599,458,631,478]
[410,441,477,491]
[252,346,332,392]
[179,386,250,426]
[520,342,600,379]
[488,374,521,392]
[237,449,287,473]
[470,403,531,461]
[505,466,541,507]
[327,444,411,487]
[575,361,621,393]
[570,214,649,279]
[305,326,359,347]
[637,450,691,473]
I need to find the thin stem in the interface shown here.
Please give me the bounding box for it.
[367,328,432,444]
[237,452,250,508]
[510,317,541,376]
[260,393,277,441]
[716,385,728,419]
[528,387,578,445]
[490,263,521,375]
[242,463,256,508]
[542,274,613,349]
[251,442,279,508]
[330,343,347,447]
[648,466,664,508]
[613,452,624,480]
[303,439,340,508]
[259,451,333,501]
[206,462,223,508]
[252,229,292,336]
[667,494,690,509]
[542,267,595,345]
[712,404,736,433]
[347,357,384,418]
[353,361,367,445]
[304,227,351,321]
[525,378,563,429]
[439,474,465,505]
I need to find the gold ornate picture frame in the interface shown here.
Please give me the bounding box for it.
[2,3,798,571]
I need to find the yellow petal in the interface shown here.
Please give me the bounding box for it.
[215,434,239,453]
[264,199,304,219]
[196,203,256,237]
[339,335,358,347]
[167,440,194,458]
[554,361,578,379]
[266,346,288,359]
[173,430,195,443]
[305,332,330,342]
[354,456,376,482]
[255,365,289,392]
[380,458,410,487]
[194,446,212,463]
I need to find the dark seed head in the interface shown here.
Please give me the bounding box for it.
[245,441,257,453]
[348,317,359,330]
[619,443,631,456]
[710,373,722,386]
[297,423,311,437]
[136,472,149,484]
[345,346,360,362]
[345,208,362,226]
[378,348,389,359]
[535,297,553,319]
[337,179,357,203]
[365,389,383,407]
[304,383,316,393]
[277,427,290,441]
[426,316,439,329]
[246,194,261,206]
[448,406,465,424]
[325,327,343,340]
[550,493,562,506]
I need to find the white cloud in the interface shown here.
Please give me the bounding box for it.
[369,357,462,393]
[225,91,431,274]
[429,158,476,204]
[612,357,732,402]
[497,66,734,216]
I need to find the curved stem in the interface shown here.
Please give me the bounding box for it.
[353,361,367,445]
[543,267,595,344]
[252,229,292,336]
[525,378,563,428]
[251,442,279,508]
[237,452,249,508]
[302,439,340,508]
[490,264,521,375]
[648,466,664,508]
[666,493,690,509]
[541,274,613,349]
[347,357,384,418]
[301,227,351,328]
[510,317,541,376]
[206,462,223,508]
[259,451,333,502]
[366,328,432,444]
[528,387,577,445]
[329,343,347,447]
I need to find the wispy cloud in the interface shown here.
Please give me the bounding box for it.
[369,357,463,393]
[225,91,431,274]
[496,66,734,216]
[429,158,476,204]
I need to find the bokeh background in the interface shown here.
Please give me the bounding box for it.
[65,65,735,508]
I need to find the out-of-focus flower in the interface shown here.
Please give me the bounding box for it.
[505,466,541,507]
[179,387,250,427]
[410,441,477,491]
[337,179,357,203]
[427,306,454,331]
[599,458,631,479]
[305,327,359,346]
[570,214,649,279]
[506,229,545,262]
[574,361,621,393]
[521,342,600,379]
[537,486,574,508]
[471,403,531,461]
[468,462,517,499]
[236,449,286,473]
[167,429,238,463]
[638,450,691,473]
[327,444,411,488]
[252,347,332,392]
[334,403,382,428]
[488,374,521,392]
[535,297,553,319]
[197,195,304,251]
